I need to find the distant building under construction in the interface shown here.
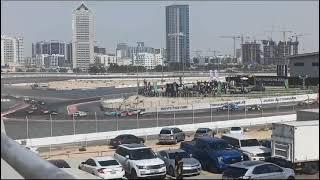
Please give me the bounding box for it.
[241,41,261,65]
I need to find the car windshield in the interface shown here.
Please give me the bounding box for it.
[223,166,248,178]
[240,139,261,147]
[160,129,172,134]
[231,127,241,131]
[196,129,208,134]
[168,152,190,159]
[98,160,119,166]
[130,148,156,160]
[209,141,231,150]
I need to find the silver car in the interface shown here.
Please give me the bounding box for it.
[157,149,201,177]
[158,127,185,144]
[222,161,295,179]
[194,128,214,138]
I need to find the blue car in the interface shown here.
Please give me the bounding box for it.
[180,137,243,173]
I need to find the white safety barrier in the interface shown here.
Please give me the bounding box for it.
[142,94,317,113]
[17,114,296,147]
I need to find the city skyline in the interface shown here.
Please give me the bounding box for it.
[1,1,319,57]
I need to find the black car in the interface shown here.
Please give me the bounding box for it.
[109,134,145,148]
[48,159,71,168]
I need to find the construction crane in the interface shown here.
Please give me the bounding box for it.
[219,35,241,59]
[278,30,293,42]
[290,33,311,42]
[191,49,202,57]
[207,49,220,57]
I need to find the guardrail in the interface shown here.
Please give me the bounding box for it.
[1,133,75,179]
[16,114,296,147]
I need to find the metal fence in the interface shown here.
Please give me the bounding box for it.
[5,100,317,141]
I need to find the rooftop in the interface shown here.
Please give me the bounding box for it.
[275,120,319,127]
[287,52,319,59]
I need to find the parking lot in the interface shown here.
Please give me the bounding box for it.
[37,126,319,179]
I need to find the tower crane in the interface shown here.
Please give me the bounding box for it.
[219,35,241,59]
[207,49,220,57]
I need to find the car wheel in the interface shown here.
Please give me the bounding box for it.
[169,166,176,177]
[287,176,295,180]
[131,169,138,179]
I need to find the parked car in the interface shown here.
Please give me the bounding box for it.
[194,128,214,139]
[158,127,185,144]
[180,137,242,172]
[41,109,49,114]
[221,133,271,161]
[114,144,166,179]
[222,161,295,179]
[127,109,141,116]
[73,111,87,117]
[109,134,145,148]
[78,156,125,179]
[229,127,243,134]
[30,105,38,110]
[48,159,100,179]
[157,149,201,177]
[38,101,45,105]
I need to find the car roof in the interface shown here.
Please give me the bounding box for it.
[230,161,270,168]
[119,143,147,149]
[197,137,225,143]
[222,133,254,140]
[160,149,186,153]
[197,128,211,131]
[117,134,136,137]
[91,156,116,161]
[161,127,175,130]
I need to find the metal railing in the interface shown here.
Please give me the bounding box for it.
[1,133,75,179]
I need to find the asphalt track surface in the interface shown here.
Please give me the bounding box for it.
[4,104,315,140]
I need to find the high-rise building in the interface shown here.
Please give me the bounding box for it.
[94,46,106,55]
[66,42,73,65]
[1,35,24,66]
[72,3,95,70]
[32,41,65,58]
[241,41,261,65]
[166,5,190,69]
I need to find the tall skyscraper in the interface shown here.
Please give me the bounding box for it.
[166,5,190,70]
[1,35,24,66]
[72,3,95,70]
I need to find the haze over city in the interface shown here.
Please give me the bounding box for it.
[1,1,319,57]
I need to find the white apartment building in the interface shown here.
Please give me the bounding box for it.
[1,35,24,66]
[133,52,164,69]
[72,3,95,70]
[95,54,117,67]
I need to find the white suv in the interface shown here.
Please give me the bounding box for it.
[114,144,166,179]
[221,133,271,161]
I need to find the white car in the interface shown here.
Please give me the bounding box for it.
[78,156,125,179]
[114,144,166,179]
[73,111,87,117]
[229,127,243,134]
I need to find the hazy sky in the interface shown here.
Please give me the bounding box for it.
[1,1,319,57]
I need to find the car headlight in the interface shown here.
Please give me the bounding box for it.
[159,164,166,168]
[137,165,147,169]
